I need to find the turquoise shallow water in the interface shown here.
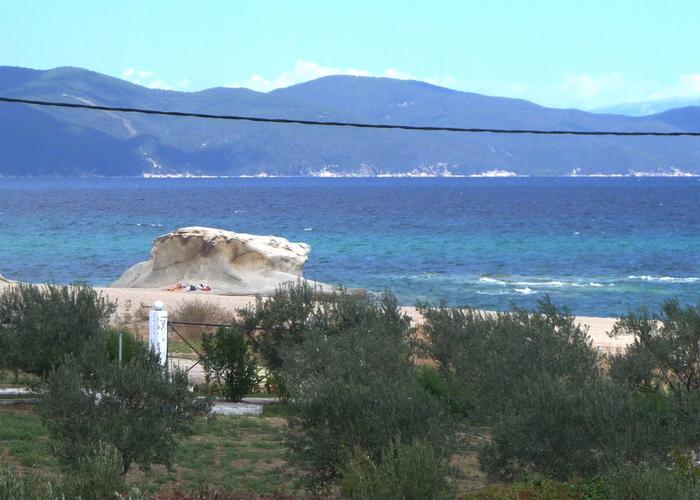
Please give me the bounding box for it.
[0,176,699,316]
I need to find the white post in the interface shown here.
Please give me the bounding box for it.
[149,300,168,366]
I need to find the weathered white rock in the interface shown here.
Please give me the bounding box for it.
[111,227,313,295]
[0,274,11,284]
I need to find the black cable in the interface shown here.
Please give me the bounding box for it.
[0,95,698,136]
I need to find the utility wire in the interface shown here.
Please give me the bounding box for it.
[1,95,698,136]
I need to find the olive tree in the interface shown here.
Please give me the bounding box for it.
[610,299,700,394]
[0,283,115,378]
[418,296,599,421]
[282,292,457,486]
[201,325,258,401]
[42,343,211,475]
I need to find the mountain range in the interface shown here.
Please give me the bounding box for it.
[1,65,700,177]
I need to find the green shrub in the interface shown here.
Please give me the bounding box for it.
[41,343,212,474]
[282,291,457,487]
[0,462,41,500]
[237,279,326,374]
[172,299,232,341]
[608,299,700,456]
[201,325,258,401]
[610,299,700,394]
[470,479,583,500]
[479,375,677,481]
[0,283,115,378]
[105,328,138,364]
[63,442,123,499]
[591,462,700,500]
[418,296,599,422]
[416,365,448,397]
[416,365,474,418]
[342,440,456,500]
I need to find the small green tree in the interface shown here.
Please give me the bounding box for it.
[419,296,599,421]
[610,299,700,394]
[0,283,115,378]
[479,375,677,480]
[342,439,456,500]
[42,344,211,475]
[237,280,318,374]
[282,292,457,487]
[105,328,138,364]
[201,325,258,401]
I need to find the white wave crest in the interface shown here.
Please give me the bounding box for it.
[469,169,519,177]
[479,277,507,285]
[628,275,699,283]
[514,287,537,295]
[570,168,699,178]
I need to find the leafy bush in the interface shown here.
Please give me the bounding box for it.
[610,299,700,394]
[41,343,212,474]
[0,459,146,500]
[0,283,115,378]
[281,290,457,486]
[479,375,679,481]
[590,462,700,500]
[342,439,456,500]
[201,325,258,401]
[237,279,324,374]
[0,462,43,500]
[105,328,139,364]
[607,299,700,457]
[63,442,123,499]
[172,299,232,340]
[470,479,583,500]
[420,297,691,481]
[419,296,599,422]
[416,365,473,418]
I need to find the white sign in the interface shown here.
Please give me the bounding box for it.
[149,300,168,366]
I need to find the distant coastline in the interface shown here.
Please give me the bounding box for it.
[134,166,699,179]
[2,170,700,179]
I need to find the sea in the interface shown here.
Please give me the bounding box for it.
[1,176,699,317]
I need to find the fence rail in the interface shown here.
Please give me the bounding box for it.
[166,320,230,385]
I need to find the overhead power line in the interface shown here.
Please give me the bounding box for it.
[0,95,698,136]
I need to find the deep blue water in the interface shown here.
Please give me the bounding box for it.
[1,177,699,316]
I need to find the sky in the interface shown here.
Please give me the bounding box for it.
[1,0,700,110]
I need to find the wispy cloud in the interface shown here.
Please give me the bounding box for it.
[226,60,455,92]
[122,68,191,91]
[457,72,700,109]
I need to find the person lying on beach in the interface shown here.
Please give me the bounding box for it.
[165,282,211,292]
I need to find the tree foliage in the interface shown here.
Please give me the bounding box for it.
[41,344,211,475]
[202,325,258,401]
[0,283,115,378]
[279,288,457,486]
[419,296,599,420]
[610,299,700,393]
[479,376,679,480]
[341,439,456,500]
[420,296,692,481]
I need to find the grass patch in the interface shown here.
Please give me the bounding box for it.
[0,405,488,496]
[0,405,295,495]
[0,405,56,471]
[261,402,297,418]
[0,369,40,389]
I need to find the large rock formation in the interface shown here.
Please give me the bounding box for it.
[111,227,313,295]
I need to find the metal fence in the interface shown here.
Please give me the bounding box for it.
[165,320,234,385]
